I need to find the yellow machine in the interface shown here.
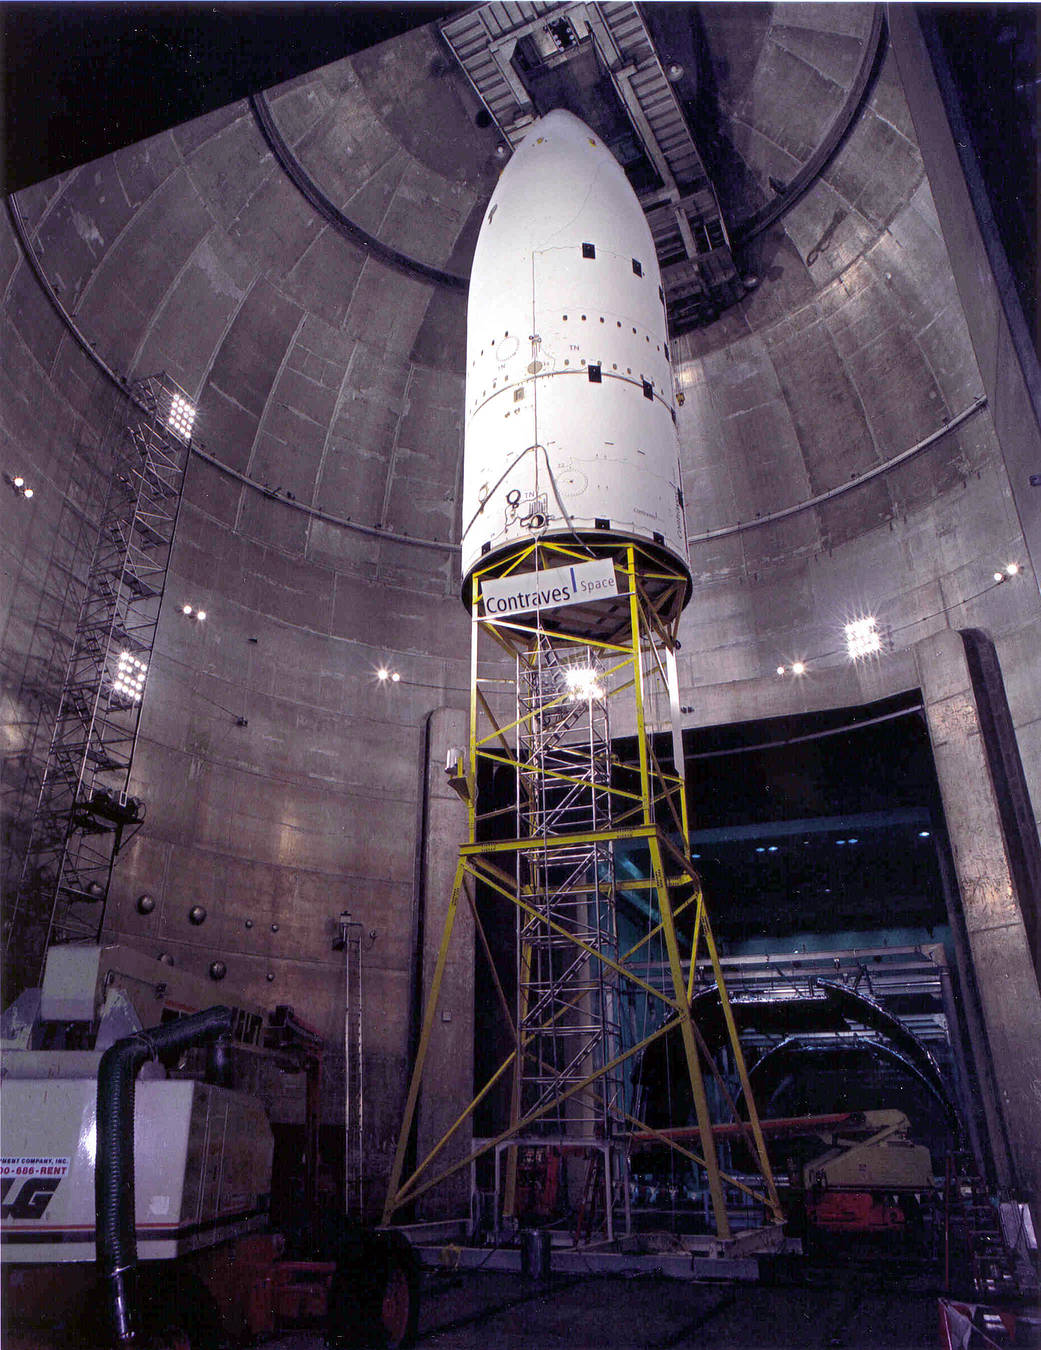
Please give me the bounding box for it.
[798,1110,934,1234]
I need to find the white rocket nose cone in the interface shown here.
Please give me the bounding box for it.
[517,107,600,144]
[474,110,640,269]
[461,110,689,603]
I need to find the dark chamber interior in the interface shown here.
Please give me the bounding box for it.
[473,691,964,1162]
[669,690,949,944]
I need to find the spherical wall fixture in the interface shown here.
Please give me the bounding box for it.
[208,961,227,981]
[266,972,275,982]
[188,905,207,926]
[271,923,279,933]
[158,952,175,967]
[245,919,253,929]
[136,894,156,915]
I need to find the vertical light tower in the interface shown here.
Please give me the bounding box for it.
[384,112,781,1244]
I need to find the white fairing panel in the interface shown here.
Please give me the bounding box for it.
[461,109,689,587]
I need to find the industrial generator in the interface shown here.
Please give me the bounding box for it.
[1,944,418,1348]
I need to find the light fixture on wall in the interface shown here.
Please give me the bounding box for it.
[775,661,807,676]
[844,616,882,660]
[167,393,197,442]
[993,562,1020,582]
[182,603,207,621]
[4,473,34,499]
[112,650,147,703]
[377,666,401,683]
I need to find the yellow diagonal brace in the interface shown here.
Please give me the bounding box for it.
[648,835,731,1239]
[386,1010,683,1217]
[381,856,466,1226]
[466,881,515,1039]
[476,686,514,757]
[700,911,784,1222]
[396,1049,517,1203]
[465,857,675,1010]
[620,1109,768,1206]
[621,889,701,963]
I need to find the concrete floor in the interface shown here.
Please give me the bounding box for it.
[268,1268,939,1349]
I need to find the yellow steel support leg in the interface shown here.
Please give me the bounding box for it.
[382,856,466,1226]
[701,912,784,1222]
[649,837,731,1238]
[626,547,730,1238]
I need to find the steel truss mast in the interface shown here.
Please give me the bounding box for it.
[383,539,782,1239]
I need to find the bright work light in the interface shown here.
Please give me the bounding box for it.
[845,617,881,660]
[167,393,197,441]
[565,666,604,700]
[112,650,147,703]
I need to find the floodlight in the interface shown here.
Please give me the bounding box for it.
[1005,562,1019,577]
[183,604,193,615]
[5,474,33,498]
[565,666,604,700]
[845,617,881,660]
[791,661,806,676]
[167,393,197,441]
[377,668,389,681]
[391,672,401,683]
[113,649,147,703]
[994,572,1005,583]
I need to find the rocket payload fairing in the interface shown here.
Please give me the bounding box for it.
[460,109,690,613]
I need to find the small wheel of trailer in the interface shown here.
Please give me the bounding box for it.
[326,1229,420,1349]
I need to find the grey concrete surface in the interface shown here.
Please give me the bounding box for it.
[917,630,1041,1202]
[262,1270,939,1349]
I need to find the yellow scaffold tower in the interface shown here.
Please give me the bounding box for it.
[383,538,782,1241]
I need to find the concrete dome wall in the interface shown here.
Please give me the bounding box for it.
[1,28,498,1153]
[668,19,1040,839]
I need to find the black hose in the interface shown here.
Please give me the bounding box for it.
[95,1006,234,1346]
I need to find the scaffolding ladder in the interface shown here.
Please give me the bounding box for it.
[4,375,192,976]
